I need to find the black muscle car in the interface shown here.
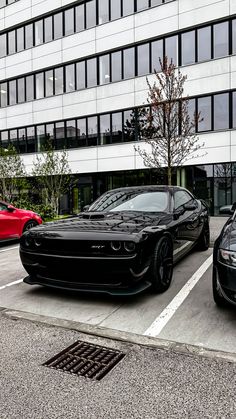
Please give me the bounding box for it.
[20,186,209,295]
[213,203,236,306]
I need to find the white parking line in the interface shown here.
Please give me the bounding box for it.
[0,245,19,253]
[144,254,213,337]
[0,278,23,291]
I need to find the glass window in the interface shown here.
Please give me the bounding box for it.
[55,122,65,150]
[181,30,195,65]
[0,0,5,7]
[26,75,34,101]
[0,34,6,58]
[9,130,18,150]
[214,164,231,178]
[25,24,33,49]
[54,67,64,95]
[87,58,97,88]
[17,78,25,103]
[66,120,77,148]
[44,16,53,43]
[165,35,178,65]
[233,20,236,55]
[1,131,9,150]
[86,0,96,29]
[35,20,43,46]
[45,70,54,96]
[16,27,24,52]
[36,125,46,152]
[99,55,110,85]
[87,116,98,146]
[99,0,109,24]
[64,8,75,36]
[65,64,75,92]
[100,114,111,145]
[174,190,192,209]
[214,22,228,58]
[198,96,211,131]
[138,43,150,76]
[136,0,149,11]
[197,26,211,62]
[151,0,162,5]
[110,0,121,20]
[233,92,236,128]
[36,72,44,99]
[18,128,27,153]
[187,98,196,133]
[111,51,122,82]
[123,109,136,142]
[45,124,54,146]
[76,4,85,32]
[112,112,122,143]
[123,47,135,79]
[27,126,36,153]
[151,40,163,72]
[0,83,7,107]
[8,30,16,55]
[214,93,229,130]
[77,118,87,146]
[76,61,86,90]
[54,12,63,40]
[9,80,16,105]
[122,0,134,16]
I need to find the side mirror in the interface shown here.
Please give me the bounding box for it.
[7,204,15,212]
[83,205,90,212]
[219,204,236,215]
[183,202,197,211]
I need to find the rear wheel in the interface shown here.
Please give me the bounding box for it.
[212,267,229,307]
[23,220,38,233]
[197,222,210,251]
[150,235,173,293]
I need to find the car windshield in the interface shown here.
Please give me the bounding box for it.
[89,191,169,213]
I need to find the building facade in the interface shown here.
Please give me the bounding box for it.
[0,0,236,215]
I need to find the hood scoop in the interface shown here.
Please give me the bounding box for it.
[81,212,105,220]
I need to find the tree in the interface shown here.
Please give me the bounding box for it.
[32,139,72,216]
[0,144,27,202]
[134,57,203,185]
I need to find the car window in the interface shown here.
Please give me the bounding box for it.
[174,191,193,210]
[0,203,8,211]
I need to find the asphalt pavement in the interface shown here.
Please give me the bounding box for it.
[1,215,235,419]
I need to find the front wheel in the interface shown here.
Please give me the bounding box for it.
[212,267,229,308]
[23,220,38,233]
[150,235,173,293]
[197,222,210,251]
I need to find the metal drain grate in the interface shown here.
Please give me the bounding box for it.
[43,340,125,380]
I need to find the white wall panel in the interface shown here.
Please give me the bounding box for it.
[179,0,230,29]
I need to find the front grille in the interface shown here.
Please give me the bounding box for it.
[43,340,125,381]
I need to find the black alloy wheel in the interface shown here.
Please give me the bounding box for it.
[150,235,173,293]
[212,267,229,308]
[23,220,38,233]
[197,222,210,251]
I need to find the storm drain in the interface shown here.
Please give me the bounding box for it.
[43,340,125,381]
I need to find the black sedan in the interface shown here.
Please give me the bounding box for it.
[213,203,236,307]
[20,186,209,295]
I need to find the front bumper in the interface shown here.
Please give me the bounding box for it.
[215,261,236,304]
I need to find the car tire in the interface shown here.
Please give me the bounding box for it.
[23,220,38,233]
[212,267,229,307]
[150,235,173,293]
[197,222,210,251]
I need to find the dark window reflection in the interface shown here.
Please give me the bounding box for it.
[36,125,46,152]
[66,120,77,148]
[112,112,122,143]
[100,114,111,145]
[87,116,98,146]
[77,118,87,146]
[55,122,65,149]
[27,126,36,153]
[18,128,26,153]
[123,109,136,142]
[9,129,18,151]
[214,93,229,130]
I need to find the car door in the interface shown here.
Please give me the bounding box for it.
[174,190,201,242]
[0,203,21,240]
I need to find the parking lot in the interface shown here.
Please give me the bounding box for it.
[1,223,236,356]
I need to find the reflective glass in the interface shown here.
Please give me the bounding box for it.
[87,58,97,87]
[123,109,136,141]
[0,83,7,107]
[151,40,163,72]
[197,26,211,61]
[8,30,16,54]
[136,0,149,11]
[99,55,110,85]
[110,0,121,20]
[112,112,122,143]
[112,51,122,82]
[9,80,16,105]
[36,73,44,99]
[26,75,34,101]
[165,35,178,65]
[9,129,18,151]
[66,120,77,148]
[100,114,111,145]
[46,124,54,146]
[27,126,36,153]
[1,131,9,150]
[17,27,24,52]
[76,61,86,90]
[18,128,27,153]
[99,0,109,24]
[77,118,87,146]
[123,48,135,79]
[214,93,229,130]
[54,12,63,40]
[86,0,96,29]
[64,8,75,36]
[35,20,43,46]
[138,43,150,76]
[181,30,195,65]
[233,20,236,54]
[44,16,53,43]
[54,67,64,95]
[65,64,75,92]
[198,96,211,131]
[55,122,65,149]
[45,70,54,96]
[17,78,25,103]
[36,125,46,152]
[122,0,134,16]
[233,92,236,128]
[87,116,98,146]
[76,4,85,32]
[25,24,33,49]
[214,22,228,58]
[0,34,6,58]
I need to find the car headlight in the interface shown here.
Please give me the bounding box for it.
[124,242,136,253]
[219,249,236,266]
[110,241,122,251]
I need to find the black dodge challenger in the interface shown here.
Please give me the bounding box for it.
[213,203,236,307]
[20,186,209,295]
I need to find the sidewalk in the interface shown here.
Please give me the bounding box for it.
[209,216,227,246]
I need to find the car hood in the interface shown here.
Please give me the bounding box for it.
[28,211,172,240]
[219,219,236,251]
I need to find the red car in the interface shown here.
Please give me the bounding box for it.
[0,201,42,241]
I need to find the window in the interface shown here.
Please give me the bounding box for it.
[122,0,134,16]
[54,12,63,40]
[65,64,75,92]
[44,16,53,43]
[1,131,9,149]
[151,40,163,72]
[197,26,211,62]
[46,124,54,146]
[36,125,46,152]
[123,48,135,79]
[174,191,192,209]
[151,0,162,5]
[99,55,110,85]
[55,122,65,149]
[233,92,236,128]
[165,35,178,65]
[27,126,36,153]
[36,73,44,99]
[66,120,77,148]
[214,22,228,58]
[76,4,85,32]
[86,0,96,29]
[0,83,7,107]
[76,61,86,90]
[25,24,33,49]
[100,114,111,145]
[64,8,75,36]
[187,98,196,133]
[77,118,87,146]
[233,20,236,54]
[17,78,25,103]
[87,116,98,146]
[87,58,97,88]
[110,0,121,20]
[123,109,136,142]
[198,96,211,131]
[111,51,122,82]
[26,75,34,101]
[0,34,6,58]
[112,112,122,143]
[214,93,229,130]
[98,0,109,24]
[136,0,149,11]
[17,27,24,52]
[8,30,16,54]
[9,129,18,150]
[181,30,195,65]
[9,80,16,105]
[35,20,43,46]
[137,43,150,76]
[54,67,64,95]
[45,70,54,96]
[18,128,26,153]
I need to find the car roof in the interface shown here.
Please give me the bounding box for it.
[106,185,186,193]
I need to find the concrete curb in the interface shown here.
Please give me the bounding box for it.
[2,307,236,365]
